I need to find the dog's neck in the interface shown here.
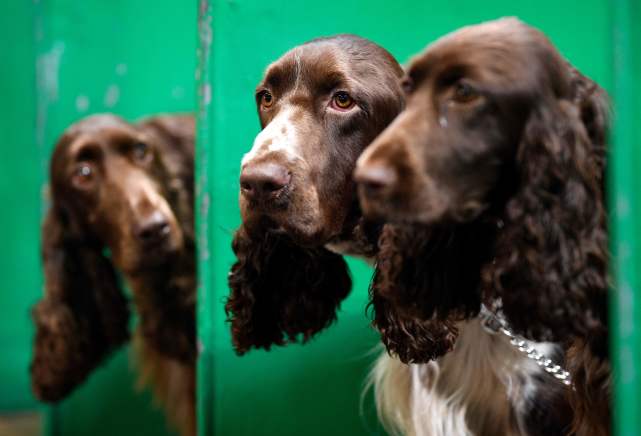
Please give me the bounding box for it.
[123,241,197,363]
[126,242,195,304]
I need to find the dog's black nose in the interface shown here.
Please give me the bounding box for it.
[240,162,291,201]
[354,165,396,196]
[135,211,170,244]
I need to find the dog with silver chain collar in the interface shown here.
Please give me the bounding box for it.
[357,18,609,436]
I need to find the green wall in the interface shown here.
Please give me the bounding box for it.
[0,0,40,413]
[3,1,634,435]
[197,1,611,435]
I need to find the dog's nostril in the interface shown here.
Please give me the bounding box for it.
[355,166,396,195]
[239,163,291,200]
[263,182,280,192]
[363,179,386,192]
[136,212,170,243]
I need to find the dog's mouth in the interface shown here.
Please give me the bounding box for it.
[240,185,337,246]
[241,212,331,248]
[359,194,429,225]
[358,180,458,226]
[118,230,183,274]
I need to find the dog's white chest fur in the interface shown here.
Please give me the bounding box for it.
[372,318,551,436]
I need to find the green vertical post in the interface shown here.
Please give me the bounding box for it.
[612,0,641,435]
[196,1,215,435]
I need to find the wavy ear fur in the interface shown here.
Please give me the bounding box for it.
[487,71,609,347]
[226,226,352,355]
[370,223,493,363]
[31,207,130,402]
[370,292,460,364]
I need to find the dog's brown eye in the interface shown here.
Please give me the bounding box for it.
[132,142,151,163]
[72,163,94,188]
[453,82,479,103]
[332,91,354,110]
[261,92,274,108]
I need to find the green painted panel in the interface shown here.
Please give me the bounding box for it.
[0,0,40,413]
[32,1,197,435]
[2,0,622,435]
[612,1,641,435]
[198,1,611,435]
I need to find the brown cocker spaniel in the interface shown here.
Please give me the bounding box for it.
[31,114,197,436]
[225,35,404,354]
[357,18,609,436]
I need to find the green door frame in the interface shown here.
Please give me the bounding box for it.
[611,1,641,435]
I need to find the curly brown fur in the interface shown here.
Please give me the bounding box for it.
[485,79,609,345]
[31,210,130,401]
[566,339,611,436]
[369,222,495,363]
[356,18,610,434]
[31,114,196,436]
[227,226,351,354]
[369,293,460,364]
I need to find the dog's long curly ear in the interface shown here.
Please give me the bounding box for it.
[226,226,351,355]
[370,292,460,364]
[31,207,130,402]
[488,69,609,345]
[370,223,491,363]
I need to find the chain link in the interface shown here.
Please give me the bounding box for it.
[480,305,572,386]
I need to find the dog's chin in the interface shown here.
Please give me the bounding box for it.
[242,213,331,247]
[120,239,182,275]
[360,194,448,226]
[267,221,331,247]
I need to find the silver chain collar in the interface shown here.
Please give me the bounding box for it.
[479,305,572,386]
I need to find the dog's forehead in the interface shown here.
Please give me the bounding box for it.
[408,18,543,83]
[261,43,349,91]
[65,115,141,154]
[67,114,131,134]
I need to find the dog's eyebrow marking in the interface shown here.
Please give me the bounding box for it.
[293,49,302,93]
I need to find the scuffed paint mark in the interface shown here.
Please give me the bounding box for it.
[115,63,128,76]
[36,40,65,151]
[196,0,212,88]
[104,84,120,108]
[171,85,186,100]
[199,192,211,261]
[38,41,65,102]
[75,95,90,113]
[202,83,211,106]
